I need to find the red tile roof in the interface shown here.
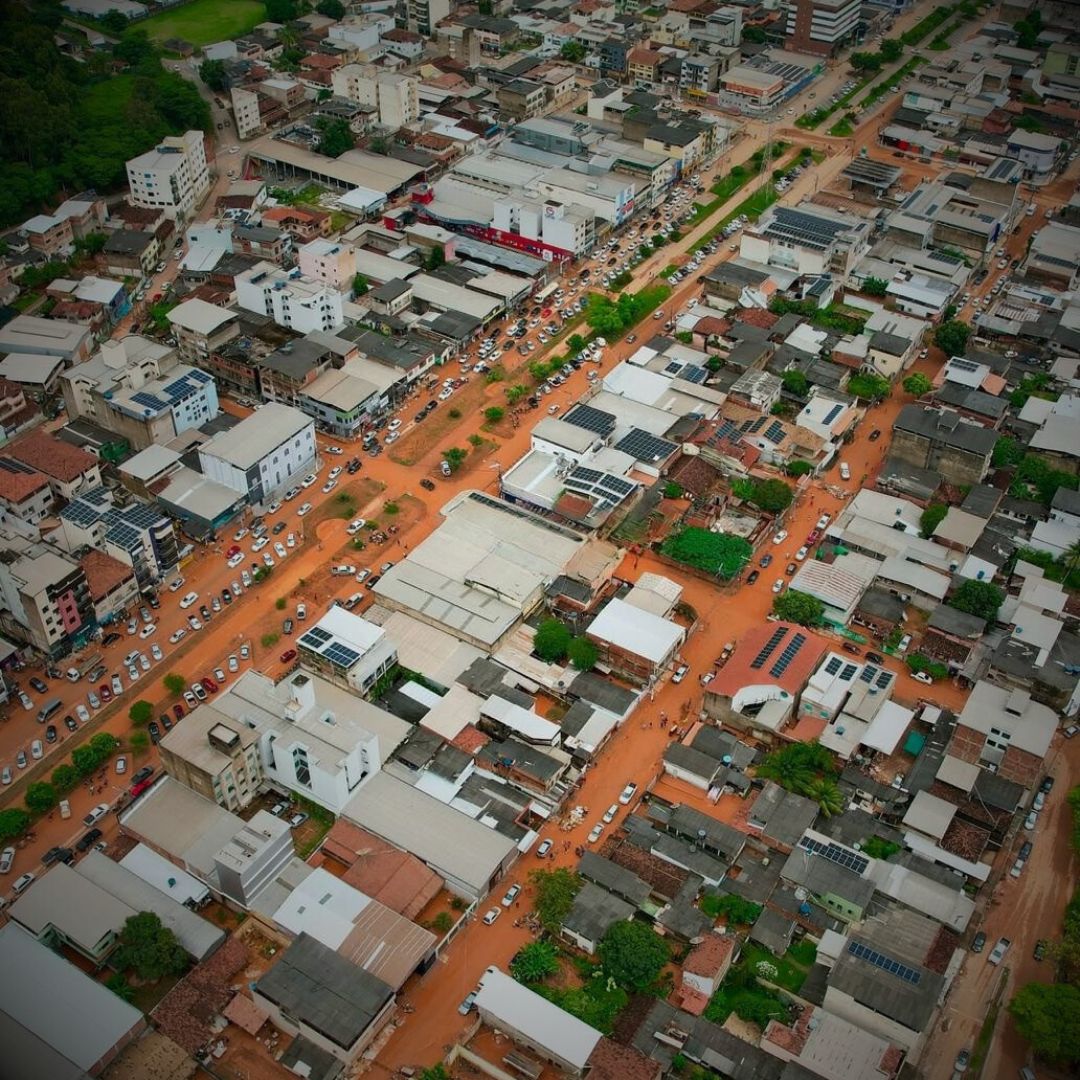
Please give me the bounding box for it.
[709,622,828,699]
[682,933,735,977]
[0,459,49,503]
[7,430,97,483]
[586,1038,661,1080]
[736,308,779,330]
[80,550,135,601]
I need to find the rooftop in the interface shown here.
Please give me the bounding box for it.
[199,402,311,470]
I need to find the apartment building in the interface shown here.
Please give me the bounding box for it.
[406,0,449,36]
[330,66,420,128]
[784,0,860,56]
[166,298,241,364]
[20,213,75,258]
[298,239,357,292]
[100,364,219,451]
[126,130,211,221]
[236,262,345,334]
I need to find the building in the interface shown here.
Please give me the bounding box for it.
[197,402,316,505]
[126,130,211,221]
[21,213,74,258]
[0,314,93,366]
[0,922,146,1077]
[331,66,420,128]
[159,667,409,814]
[472,966,603,1075]
[167,299,240,363]
[406,0,449,35]
[253,933,394,1066]
[0,459,52,525]
[741,204,870,278]
[4,430,101,500]
[784,0,860,56]
[296,606,397,694]
[96,364,218,451]
[102,229,160,280]
[890,405,997,486]
[236,261,345,334]
[585,596,685,685]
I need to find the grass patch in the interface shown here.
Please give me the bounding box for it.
[306,478,383,530]
[900,3,959,45]
[828,115,856,137]
[139,0,265,46]
[706,965,791,1027]
[660,263,680,278]
[532,975,628,1034]
[740,941,816,993]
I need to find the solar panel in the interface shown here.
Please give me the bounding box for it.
[950,357,980,372]
[769,632,807,677]
[825,657,843,676]
[62,499,103,527]
[876,671,892,689]
[801,836,869,875]
[748,416,767,434]
[130,391,166,411]
[763,421,786,445]
[299,626,332,648]
[615,428,678,464]
[0,457,35,477]
[749,628,786,670]
[859,664,876,683]
[848,941,922,984]
[822,403,843,425]
[323,643,361,668]
[839,663,858,681]
[564,404,616,436]
[680,365,709,385]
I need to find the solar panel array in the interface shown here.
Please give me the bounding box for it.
[299,626,332,649]
[840,663,858,681]
[950,357,980,373]
[822,403,843,425]
[564,466,636,511]
[763,420,786,445]
[323,642,361,668]
[769,632,806,677]
[615,428,678,464]
[0,457,37,477]
[62,499,103,528]
[876,670,892,689]
[848,941,922,985]
[749,628,787,670]
[800,836,869,875]
[298,624,362,670]
[563,404,616,436]
[825,656,843,676]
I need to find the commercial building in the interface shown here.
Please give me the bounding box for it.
[296,606,397,694]
[197,402,316,505]
[784,0,861,57]
[166,299,240,363]
[585,597,686,685]
[0,314,93,366]
[236,262,345,334]
[125,130,211,221]
[741,203,871,278]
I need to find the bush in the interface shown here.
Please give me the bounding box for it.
[443,447,467,472]
[701,893,762,924]
[903,372,933,396]
[484,406,505,423]
[786,460,813,477]
[949,579,1004,621]
[919,502,947,539]
[534,619,571,662]
[0,807,30,841]
[529,867,583,933]
[599,920,669,992]
[511,940,559,983]
[448,408,461,419]
[384,501,399,515]
[275,597,287,610]
[163,672,186,696]
[261,632,280,648]
[431,911,453,932]
[663,481,684,499]
[51,764,78,793]
[128,700,153,726]
[567,637,599,671]
[113,911,189,983]
[934,319,971,357]
[25,781,57,814]
[772,590,825,626]
[661,527,752,579]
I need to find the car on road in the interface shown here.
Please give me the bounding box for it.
[482,908,501,925]
[301,473,318,488]
[148,720,161,744]
[954,1049,970,1074]
[772,529,788,545]
[115,755,126,774]
[179,591,198,609]
[912,671,934,685]
[1024,809,1038,831]
[280,649,297,664]
[0,846,12,874]
[619,782,638,805]
[865,651,884,665]
[760,554,773,568]
[169,628,187,645]
[603,803,619,824]
[297,502,313,517]
[1040,775,1055,794]
[868,428,881,441]
[536,839,553,858]
[587,823,604,843]
[501,883,522,907]
[772,578,785,593]
[64,714,78,733]
[971,931,986,953]
[29,676,47,694]
[747,570,760,585]
[795,546,809,561]
[988,937,1010,964]
[672,664,688,683]
[83,803,110,828]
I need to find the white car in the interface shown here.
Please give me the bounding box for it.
[75,704,90,724]
[602,803,619,824]
[322,480,337,494]
[482,908,501,925]
[169,628,187,645]
[150,644,163,662]
[672,664,688,683]
[251,537,269,553]
[912,670,934,685]
[619,782,637,805]
[179,591,199,609]
[30,739,43,760]
[286,532,296,548]
[328,466,342,481]
[262,552,275,568]
[816,513,831,530]
[83,802,110,828]
[168,577,185,592]
[387,419,401,431]
[139,623,157,639]
[773,530,788,545]
[297,502,313,517]
[795,546,809,562]
[274,542,287,559]
[139,654,150,671]
[501,883,522,907]
[772,578,785,593]
[438,388,453,401]
[385,431,399,445]
[115,755,127,775]
[301,473,318,488]
[228,655,239,672]
[227,552,244,568]
[346,518,366,535]
[588,823,604,843]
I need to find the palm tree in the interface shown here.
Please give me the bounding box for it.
[1065,540,1080,583]
[806,778,844,818]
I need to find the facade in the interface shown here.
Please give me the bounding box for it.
[585,597,686,685]
[100,364,219,451]
[21,213,75,258]
[331,66,420,128]
[167,299,240,364]
[126,130,211,221]
[784,0,860,56]
[890,405,997,486]
[298,238,358,292]
[296,607,398,694]
[235,262,345,334]
[406,0,449,34]
[198,402,316,505]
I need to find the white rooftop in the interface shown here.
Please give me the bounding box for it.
[587,596,684,664]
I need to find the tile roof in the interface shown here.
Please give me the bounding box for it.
[7,430,96,482]
[80,550,135,600]
[0,459,48,502]
[682,933,736,978]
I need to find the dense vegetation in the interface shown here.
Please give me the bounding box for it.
[0,4,209,225]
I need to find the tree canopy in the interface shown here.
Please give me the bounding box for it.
[949,579,1004,621]
[128,700,153,726]
[700,893,762,925]
[0,807,29,841]
[560,40,587,62]
[781,370,809,398]
[934,319,971,357]
[529,868,582,933]
[112,911,189,982]
[846,373,891,401]
[861,276,889,297]
[756,740,836,797]
[599,920,669,991]
[316,0,346,16]
[534,619,571,662]
[903,372,932,396]
[198,59,228,92]
[25,782,57,814]
[511,940,559,983]
[772,589,825,626]
[919,502,947,539]
[316,117,354,158]
[1010,983,1080,1066]
[567,637,599,671]
[661,527,752,579]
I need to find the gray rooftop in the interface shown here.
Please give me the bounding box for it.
[199,402,311,469]
[578,851,651,906]
[927,603,986,639]
[562,880,635,945]
[894,404,998,456]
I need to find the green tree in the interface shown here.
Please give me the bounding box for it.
[72,744,102,777]
[903,372,932,396]
[484,406,505,423]
[511,940,559,983]
[424,246,445,272]
[781,370,809,397]
[772,589,825,626]
[786,460,813,477]
[861,836,900,860]
[742,25,767,42]
[90,733,118,757]
[129,730,150,754]
[128,699,153,726]
[106,973,135,1003]
[529,867,583,933]
[879,37,903,61]
[25,781,57,814]
[51,763,78,793]
[113,911,189,982]
[431,911,452,932]
[934,319,971,357]
[534,619,571,662]
[74,232,107,257]
[751,479,793,513]
[163,672,186,696]
[506,385,528,405]
[352,273,369,296]
[560,40,587,62]
[0,807,30,841]
[756,740,835,795]
[661,527,752,579]
[443,446,467,472]
[663,481,684,499]
[599,920,669,992]
[316,117,354,158]
[861,276,889,297]
[992,436,1026,468]
[99,9,130,33]
[700,893,762,924]
[567,637,599,671]
[265,0,299,21]
[805,777,843,817]
[1009,982,1080,1066]
[568,334,586,353]
[316,0,346,15]
[198,59,229,91]
[949,579,1004,621]
[849,51,882,72]
[275,596,287,610]
[846,373,891,401]
[919,502,947,539]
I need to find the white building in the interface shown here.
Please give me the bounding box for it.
[236,262,345,334]
[125,131,210,221]
[197,402,316,504]
[296,606,398,694]
[331,66,420,128]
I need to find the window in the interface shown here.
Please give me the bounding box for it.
[293,746,312,787]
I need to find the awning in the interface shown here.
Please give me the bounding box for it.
[903,730,927,756]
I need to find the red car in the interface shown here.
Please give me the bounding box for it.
[280,649,297,664]
[130,777,155,799]
[172,703,185,721]
[805,530,821,545]
[99,683,112,702]
[225,545,241,558]
[201,676,218,694]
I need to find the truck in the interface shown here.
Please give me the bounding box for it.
[66,652,103,682]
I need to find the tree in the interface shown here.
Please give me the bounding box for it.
[534,619,571,662]
[861,276,889,297]
[316,117,354,158]
[879,38,903,61]
[751,479,793,513]
[742,25,767,43]
[113,911,189,982]
[903,372,932,397]
[265,0,299,21]
[781,370,809,398]
[0,807,30,841]
[567,637,599,671]
[919,502,947,539]
[424,246,445,272]
[805,777,844,817]
[316,0,346,15]
[51,763,78,793]
[128,700,153,726]
[846,373,891,401]
[484,406,505,423]
[568,334,586,353]
[934,319,971,357]
[432,911,452,932]
[99,9,130,33]
[443,446,467,472]
[700,893,762,924]
[72,744,102,777]
[106,973,135,1003]
[756,740,835,795]
[560,40,587,62]
[506,384,528,405]
[663,481,684,499]
[786,460,813,477]
[163,672,186,696]
[529,867,582,933]
[949,579,1004,621]
[772,589,825,626]
[511,940,559,983]
[1010,983,1080,1066]
[599,920,669,992]
[352,273,368,296]
[91,732,118,756]
[129,730,150,754]
[74,231,107,257]
[661,527,752,579]
[24,781,57,814]
[198,59,229,92]
[849,51,882,72]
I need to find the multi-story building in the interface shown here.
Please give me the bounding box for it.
[20,213,75,258]
[197,402,316,505]
[406,0,449,36]
[890,405,998,486]
[496,79,547,121]
[102,229,161,280]
[295,607,397,695]
[0,459,52,526]
[784,0,860,56]
[331,66,420,129]
[235,262,345,334]
[0,539,96,657]
[297,239,357,292]
[125,131,211,221]
[99,364,218,451]
[61,335,177,427]
[4,430,101,502]
[741,204,872,278]
[166,299,241,364]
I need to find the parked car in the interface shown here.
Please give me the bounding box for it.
[747,570,760,585]
[671,664,688,683]
[458,991,478,1015]
[971,931,986,953]
[501,883,522,907]
[619,782,638,805]
[482,908,501,925]
[82,803,110,828]
[987,937,1011,964]
[587,823,604,843]
[536,839,553,858]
